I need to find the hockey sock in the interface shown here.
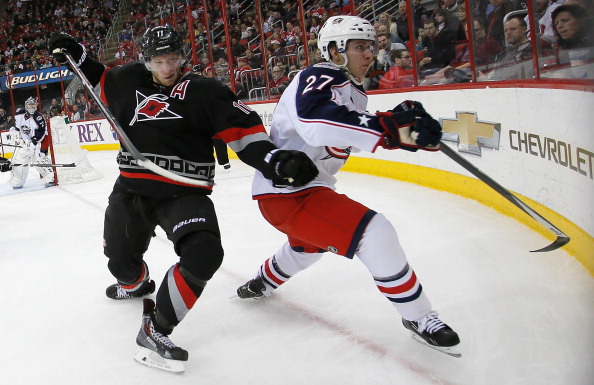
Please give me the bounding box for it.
[155,264,206,333]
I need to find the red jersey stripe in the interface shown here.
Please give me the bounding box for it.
[120,171,213,190]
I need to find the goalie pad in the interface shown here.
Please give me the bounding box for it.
[34,152,55,184]
[9,144,34,188]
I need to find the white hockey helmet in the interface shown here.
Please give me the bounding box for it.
[25,97,37,114]
[317,16,376,62]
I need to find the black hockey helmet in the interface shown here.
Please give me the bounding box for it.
[140,24,184,61]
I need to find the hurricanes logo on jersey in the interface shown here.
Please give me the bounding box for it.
[130,91,183,125]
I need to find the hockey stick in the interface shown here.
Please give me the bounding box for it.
[439,141,569,252]
[61,51,214,188]
[11,162,77,167]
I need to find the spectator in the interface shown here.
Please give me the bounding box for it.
[270,40,286,57]
[211,43,227,62]
[245,48,262,69]
[486,0,513,46]
[526,0,563,47]
[379,11,399,42]
[377,33,406,71]
[551,4,594,70]
[0,108,9,130]
[70,104,83,122]
[419,19,456,75]
[394,2,411,42]
[422,23,473,85]
[481,16,533,80]
[269,65,290,99]
[307,31,319,53]
[413,0,430,33]
[442,0,462,33]
[379,49,414,89]
[472,17,503,67]
[432,8,456,40]
[49,98,63,117]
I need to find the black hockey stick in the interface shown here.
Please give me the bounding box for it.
[439,141,570,252]
[61,51,214,188]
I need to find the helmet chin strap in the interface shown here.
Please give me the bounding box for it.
[338,56,363,86]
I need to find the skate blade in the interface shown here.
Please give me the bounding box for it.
[410,333,462,358]
[134,347,186,373]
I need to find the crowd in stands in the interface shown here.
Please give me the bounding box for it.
[369,0,594,89]
[1,0,120,75]
[1,0,593,119]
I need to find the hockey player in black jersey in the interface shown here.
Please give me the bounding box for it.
[49,25,318,372]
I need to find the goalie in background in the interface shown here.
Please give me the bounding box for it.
[8,97,55,189]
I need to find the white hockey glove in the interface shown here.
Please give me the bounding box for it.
[377,100,442,152]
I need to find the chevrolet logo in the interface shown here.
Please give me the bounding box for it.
[440,112,501,155]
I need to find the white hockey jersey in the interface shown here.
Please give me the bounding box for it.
[252,62,386,198]
[11,108,47,144]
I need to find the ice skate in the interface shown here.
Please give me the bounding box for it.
[402,311,461,357]
[134,299,188,373]
[106,264,155,300]
[236,275,270,299]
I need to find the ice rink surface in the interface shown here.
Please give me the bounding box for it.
[1,150,592,385]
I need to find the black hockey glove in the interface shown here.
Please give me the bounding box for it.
[0,157,12,172]
[30,137,38,146]
[263,150,319,188]
[48,32,86,65]
[378,100,442,152]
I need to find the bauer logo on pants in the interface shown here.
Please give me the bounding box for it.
[440,111,501,155]
[173,218,206,233]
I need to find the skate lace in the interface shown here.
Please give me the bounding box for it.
[115,285,132,299]
[416,311,446,334]
[149,323,178,349]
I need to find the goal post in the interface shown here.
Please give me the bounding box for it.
[48,116,102,185]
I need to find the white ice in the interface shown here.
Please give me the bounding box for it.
[1,150,592,385]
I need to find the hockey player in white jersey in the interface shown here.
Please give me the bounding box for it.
[237,16,461,356]
[8,97,55,189]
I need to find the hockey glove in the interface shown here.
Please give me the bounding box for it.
[378,100,442,152]
[48,32,87,65]
[0,157,11,172]
[263,150,319,188]
[30,137,38,146]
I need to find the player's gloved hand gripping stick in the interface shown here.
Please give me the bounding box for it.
[380,100,569,252]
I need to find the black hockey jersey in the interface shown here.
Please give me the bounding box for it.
[84,61,275,198]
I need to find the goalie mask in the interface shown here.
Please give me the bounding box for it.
[317,16,376,83]
[25,97,38,114]
[140,25,184,71]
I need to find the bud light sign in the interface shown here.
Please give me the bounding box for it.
[1,67,74,91]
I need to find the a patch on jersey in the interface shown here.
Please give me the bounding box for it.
[321,146,351,160]
[130,91,182,125]
[19,126,31,136]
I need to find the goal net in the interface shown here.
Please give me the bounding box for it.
[48,116,102,185]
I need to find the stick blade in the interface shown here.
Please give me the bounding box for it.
[530,235,571,253]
